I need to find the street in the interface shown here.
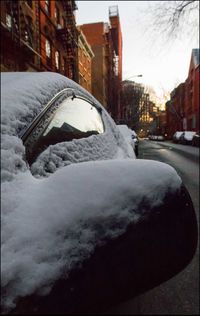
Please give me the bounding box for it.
[105,139,199,315]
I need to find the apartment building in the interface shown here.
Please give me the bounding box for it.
[79,6,123,120]
[166,49,199,138]
[77,26,94,93]
[1,0,78,81]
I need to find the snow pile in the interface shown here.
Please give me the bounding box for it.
[1,159,182,312]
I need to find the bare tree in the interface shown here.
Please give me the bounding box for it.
[120,81,145,130]
[147,0,199,41]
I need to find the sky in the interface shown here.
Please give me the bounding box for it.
[76,1,199,106]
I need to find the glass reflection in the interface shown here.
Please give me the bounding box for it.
[44,97,104,136]
[26,97,104,164]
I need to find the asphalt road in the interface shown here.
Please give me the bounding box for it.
[104,139,199,315]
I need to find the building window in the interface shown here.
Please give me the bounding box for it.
[55,51,60,69]
[25,0,32,8]
[45,0,50,14]
[45,39,51,58]
[62,17,66,28]
[6,14,12,29]
[55,6,60,25]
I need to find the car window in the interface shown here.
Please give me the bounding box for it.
[24,95,104,164]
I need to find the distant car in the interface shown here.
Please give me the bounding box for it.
[148,135,164,141]
[192,132,200,147]
[172,131,184,143]
[179,131,196,145]
[1,72,198,315]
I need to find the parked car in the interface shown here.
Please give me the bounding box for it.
[131,129,139,156]
[192,132,200,147]
[116,124,136,157]
[148,135,165,141]
[172,131,184,143]
[179,131,196,145]
[1,72,198,315]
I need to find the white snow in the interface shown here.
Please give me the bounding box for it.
[1,72,182,313]
[1,159,182,312]
[117,124,136,156]
[183,131,196,141]
[173,131,184,139]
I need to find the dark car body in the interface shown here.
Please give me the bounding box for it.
[192,132,200,147]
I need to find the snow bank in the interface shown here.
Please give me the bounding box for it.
[1,159,181,312]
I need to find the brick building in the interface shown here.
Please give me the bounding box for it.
[79,5,122,120]
[77,26,94,93]
[79,22,108,106]
[166,83,185,138]
[184,48,199,131]
[166,49,199,138]
[1,0,78,81]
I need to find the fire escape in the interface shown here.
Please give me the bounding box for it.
[1,0,40,70]
[57,0,78,82]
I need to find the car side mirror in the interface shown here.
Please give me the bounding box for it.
[7,160,198,315]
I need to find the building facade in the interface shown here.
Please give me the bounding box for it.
[79,22,108,106]
[166,49,199,138]
[184,48,199,131]
[1,0,78,81]
[79,6,123,119]
[77,26,94,93]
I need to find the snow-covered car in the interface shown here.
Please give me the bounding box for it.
[172,131,184,143]
[1,72,198,315]
[131,129,139,156]
[116,124,136,156]
[179,131,197,145]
